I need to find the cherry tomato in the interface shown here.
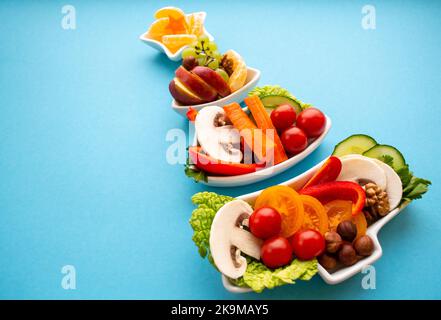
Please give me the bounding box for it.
[261,236,293,268]
[280,127,308,155]
[255,186,304,238]
[270,104,296,132]
[296,108,326,138]
[249,207,282,239]
[290,229,325,261]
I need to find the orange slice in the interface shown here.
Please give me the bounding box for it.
[146,17,171,41]
[162,34,197,53]
[154,6,188,34]
[352,212,367,239]
[224,50,247,92]
[154,6,186,20]
[187,12,205,36]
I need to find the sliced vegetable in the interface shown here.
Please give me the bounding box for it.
[332,134,377,157]
[302,156,342,190]
[244,95,288,164]
[209,200,263,279]
[363,144,406,170]
[337,155,387,190]
[299,195,328,235]
[186,106,198,121]
[189,146,258,176]
[254,186,304,238]
[223,102,274,163]
[260,95,302,114]
[248,85,303,114]
[324,200,353,231]
[300,181,366,216]
[352,212,367,239]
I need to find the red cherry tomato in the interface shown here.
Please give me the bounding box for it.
[270,104,297,132]
[296,108,326,138]
[280,127,308,155]
[249,207,282,239]
[261,236,293,268]
[290,229,325,261]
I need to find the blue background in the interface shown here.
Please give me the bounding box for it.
[0,0,440,299]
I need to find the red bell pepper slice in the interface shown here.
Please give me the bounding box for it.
[300,181,366,216]
[301,156,342,190]
[189,146,259,176]
[186,107,198,122]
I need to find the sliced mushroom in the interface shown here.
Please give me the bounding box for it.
[209,200,263,279]
[195,106,242,163]
[372,158,403,210]
[337,155,387,190]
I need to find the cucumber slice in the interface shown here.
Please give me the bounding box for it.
[332,134,378,157]
[363,144,406,170]
[260,95,302,114]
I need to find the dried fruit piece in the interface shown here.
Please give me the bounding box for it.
[222,50,247,92]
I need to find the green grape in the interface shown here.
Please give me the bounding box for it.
[197,55,207,66]
[215,68,229,83]
[207,42,217,51]
[182,47,196,59]
[212,51,222,61]
[198,35,209,43]
[206,59,219,70]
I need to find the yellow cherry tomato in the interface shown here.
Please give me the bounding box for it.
[299,195,328,235]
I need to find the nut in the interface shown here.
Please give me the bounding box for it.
[353,235,374,256]
[318,254,337,270]
[337,220,357,242]
[338,243,357,266]
[324,231,342,253]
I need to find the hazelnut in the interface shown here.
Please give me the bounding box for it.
[338,243,357,266]
[318,254,337,270]
[324,231,342,253]
[337,220,357,242]
[354,235,374,256]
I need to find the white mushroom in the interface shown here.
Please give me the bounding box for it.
[337,155,387,190]
[372,159,403,210]
[209,200,263,279]
[195,106,242,163]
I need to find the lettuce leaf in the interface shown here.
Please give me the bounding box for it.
[189,192,234,265]
[240,259,318,293]
[189,192,318,292]
[376,159,431,205]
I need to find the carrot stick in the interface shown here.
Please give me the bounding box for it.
[244,95,288,164]
[223,102,270,163]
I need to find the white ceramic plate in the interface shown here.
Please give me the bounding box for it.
[172,67,261,117]
[191,115,331,187]
[220,158,407,293]
[139,11,214,61]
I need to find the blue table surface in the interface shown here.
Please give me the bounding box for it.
[1,0,440,299]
